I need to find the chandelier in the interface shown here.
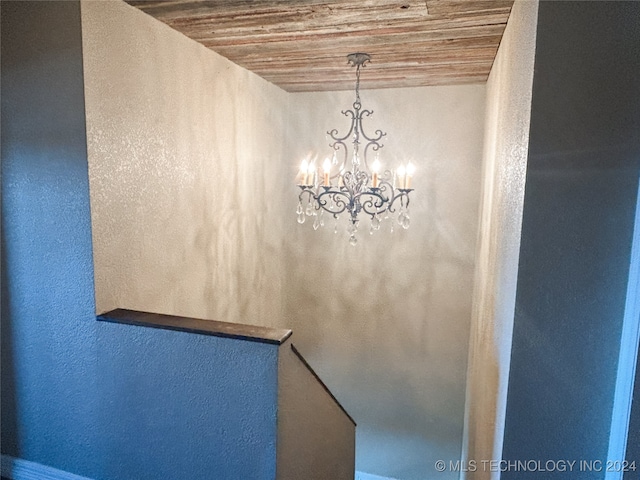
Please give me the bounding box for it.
[295,53,415,245]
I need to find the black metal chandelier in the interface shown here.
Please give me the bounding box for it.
[295,53,415,245]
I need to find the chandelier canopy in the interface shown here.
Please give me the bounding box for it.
[296,53,415,245]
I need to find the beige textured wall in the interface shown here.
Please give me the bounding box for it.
[461,1,539,477]
[81,0,288,327]
[285,85,485,480]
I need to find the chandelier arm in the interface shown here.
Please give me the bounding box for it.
[402,192,411,210]
[356,110,386,172]
[327,110,357,143]
[316,189,352,216]
[376,178,394,196]
[362,141,384,172]
[358,110,386,143]
[298,187,316,203]
[329,140,349,177]
[359,191,389,217]
[386,189,413,213]
[370,179,398,213]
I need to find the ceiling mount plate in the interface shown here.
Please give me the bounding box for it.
[347,53,371,67]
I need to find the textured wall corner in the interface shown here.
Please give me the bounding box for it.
[461,1,539,478]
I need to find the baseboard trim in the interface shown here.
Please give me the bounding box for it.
[1,455,92,480]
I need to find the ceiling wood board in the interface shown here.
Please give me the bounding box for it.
[126,0,514,92]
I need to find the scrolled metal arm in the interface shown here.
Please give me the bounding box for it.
[327,110,356,143]
[387,188,412,213]
[359,190,389,217]
[316,189,352,217]
[358,110,386,143]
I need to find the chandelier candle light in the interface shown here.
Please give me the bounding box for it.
[295,53,415,245]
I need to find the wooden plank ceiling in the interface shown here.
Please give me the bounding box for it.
[125,0,514,92]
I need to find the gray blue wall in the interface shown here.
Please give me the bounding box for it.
[1,2,279,478]
[625,346,640,479]
[502,2,640,477]
[1,1,98,472]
